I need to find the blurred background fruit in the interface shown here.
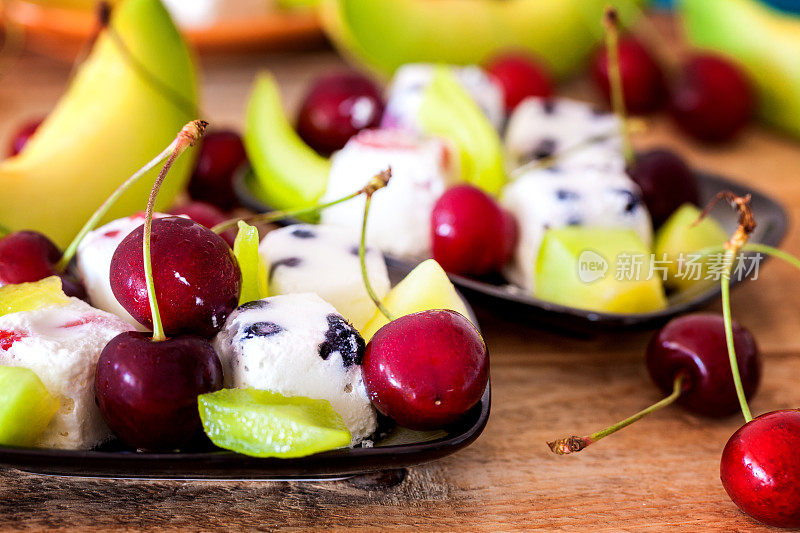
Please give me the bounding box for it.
[0,0,198,247]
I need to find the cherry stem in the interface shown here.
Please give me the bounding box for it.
[212,192,359,234]
[359,193,395,323]
[142,120,208,342]
[616,0,682,76]
[510,120,646,179]
[699,191,755,423]
[56,124,202,272]
[603,6,635,166]
[547,374,686,455]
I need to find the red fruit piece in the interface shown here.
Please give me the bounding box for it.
[486,52,554,112]
[670,54,754,143]
[721,409,800,528]
[296,72,384,155]
[187,130,247,211]
[95,330,223,451]
[431,184,517,277]
[362,309,488,430]
[109,217,241,338]
[646,313,760,417]
[591,36,666,114]
[0,330,26,351]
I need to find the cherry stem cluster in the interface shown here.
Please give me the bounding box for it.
[603,6,635,165]
[142,120,208,342]
[548,374,686,455]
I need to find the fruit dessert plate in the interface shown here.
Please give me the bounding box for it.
[0,268,489,480]
[236,168,787,335]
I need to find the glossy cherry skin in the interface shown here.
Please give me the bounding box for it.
[296,72,384,155]
[168,201,235,247]
[485,52,553,112]
[627,149,700,227]
[0,230,86,299]
[431,185,517,277]
[670,54,754,143]
[362,309,489,430]
[110,217,241,338]
[8,119,43,157]
[720,410,800,528]
[187,130,246,211]
[95,331,223,451]
[591,36,666,114]
[646,313,760,418]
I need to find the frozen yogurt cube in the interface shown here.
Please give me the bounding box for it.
[212,293,378,445]
[259,224,390,331]
[321,129,459,259]
[504,97,624,172]
[0,298,133,449]
[501,167,653,291]
[381,63,505,132]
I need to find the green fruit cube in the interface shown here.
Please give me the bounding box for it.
[0,366,59,447]
[535,227,667,314]
[198,388,352,458]
[0,276,70,318]
[418,66,506,195]
[654,204,728,292]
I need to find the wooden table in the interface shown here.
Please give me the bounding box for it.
[2,30,800,533]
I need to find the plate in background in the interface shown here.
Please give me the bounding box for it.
[236,167,789,335]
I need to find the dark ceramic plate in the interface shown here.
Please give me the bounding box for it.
[236,167,788,336]
[0,279,489,480]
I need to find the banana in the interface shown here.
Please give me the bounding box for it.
[0,0,198,248]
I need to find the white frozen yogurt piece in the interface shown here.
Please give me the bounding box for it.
[381,63,505,132]
[76,213,171,330]
[321,129,459,259]
[504,96,624,173]
[213,293,377,445]
[501,167,653,291]
[259,224,390,331]
[0,299,133,450]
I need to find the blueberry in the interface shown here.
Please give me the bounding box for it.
[237,300,270,312]
[566,216,582,226]
[291,228,316,239]
[241,321,282,340]
[318,314,365,368]
[542,98,556,114]
[615,189,641,213]
[556,189,579,201]
[269,257,302,280]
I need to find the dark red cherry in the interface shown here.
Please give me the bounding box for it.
[431,184,517,277]
[168,201,235,247]
[485,52,553,112]
[721,409,800,528]
[670,54,754,143]
[0,230,86,299]
[591,36,666,114]
[646,313,760,418]
[627,148,700,227]
[110,217,241,337]
[9,119,43,157]
[362,309,488,430]
[296,72,384,155]
[187,130,246,211]
[95,330,223,451]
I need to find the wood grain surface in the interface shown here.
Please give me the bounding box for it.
[1,17,800,532]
